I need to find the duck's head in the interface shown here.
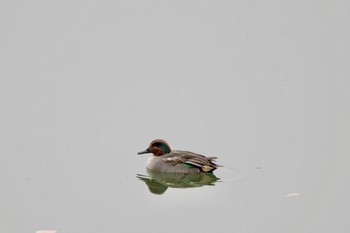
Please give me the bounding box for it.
[137,139,171,156]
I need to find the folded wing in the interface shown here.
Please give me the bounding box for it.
[162,150,219,172]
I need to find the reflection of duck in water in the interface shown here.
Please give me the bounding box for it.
[137,139,220,173]
[137,169,220,195]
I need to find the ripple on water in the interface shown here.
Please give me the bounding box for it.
[215,166,246,183]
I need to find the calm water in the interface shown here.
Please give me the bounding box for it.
[1,1,349,233]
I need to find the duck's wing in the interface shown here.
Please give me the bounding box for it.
[162,150,219,172]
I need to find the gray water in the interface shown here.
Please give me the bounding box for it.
[1,1,349,233]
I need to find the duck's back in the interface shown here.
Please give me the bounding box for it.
[146,150,218,173]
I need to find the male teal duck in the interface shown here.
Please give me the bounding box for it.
[137,139,219,173]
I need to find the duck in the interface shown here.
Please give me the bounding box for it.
[137,139,219,173]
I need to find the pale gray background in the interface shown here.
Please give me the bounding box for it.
[0,1,349,233]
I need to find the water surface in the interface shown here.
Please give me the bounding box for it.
[1,1,349,233]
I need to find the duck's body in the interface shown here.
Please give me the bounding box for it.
[138,139,219,174]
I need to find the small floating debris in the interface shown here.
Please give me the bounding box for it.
[286,192,301,197]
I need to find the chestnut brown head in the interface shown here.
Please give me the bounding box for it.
[137,139,172,156]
